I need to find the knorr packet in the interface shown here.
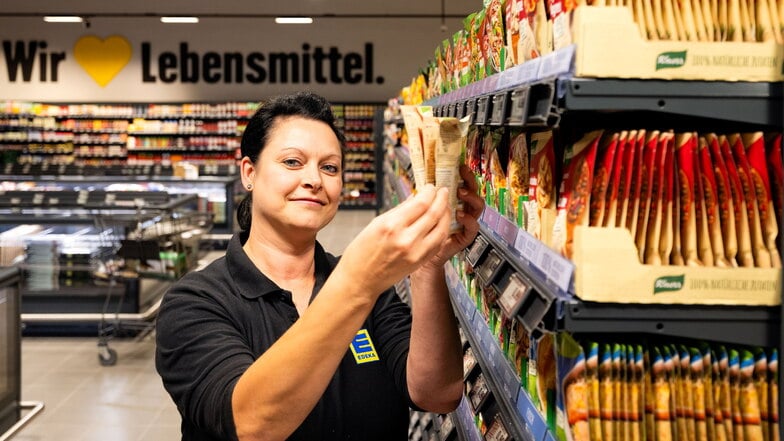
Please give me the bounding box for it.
[676,133,702,266]
[589,132,620,228]
[708,134,739,267]
[635,131,661,261]
[731,133,772,267]
[645,132,671,265]
[604,131,630,228]
[721,135,754,267]
[743,132,782,268]
[699,135,730,267]
[617,130,639,230]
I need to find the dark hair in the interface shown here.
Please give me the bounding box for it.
[236,92,347,231]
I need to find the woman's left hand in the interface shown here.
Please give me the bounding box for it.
[421,164,485,271]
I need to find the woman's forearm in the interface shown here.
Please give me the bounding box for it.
[406,264,464,413]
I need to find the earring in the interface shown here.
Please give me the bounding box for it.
[246,184,252,190]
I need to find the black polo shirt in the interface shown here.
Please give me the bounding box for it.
[155,231,416,441]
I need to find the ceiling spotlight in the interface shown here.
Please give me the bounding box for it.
[274,17,313,24]
[160,16,199,23]
[43,16,84,23]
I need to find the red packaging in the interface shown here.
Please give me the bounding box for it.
[603,131,629,228]
[616,130,639,229]
[645,132,672,265]
[658,132,676,265]
[635,131,660,262]
[589,132,620,227]
[676,133,701,266]
[693,135,715,267]
[707,134,739,267]
[626,130,647,244]
[553,130,603,258]
[720,135,755,267]
[731,134,772,267]
[671,142,685,266]
[766,134,784,244]
[699,136,730,267]
[744,132,782,268]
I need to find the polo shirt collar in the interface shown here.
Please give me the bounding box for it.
[226,231,335,300]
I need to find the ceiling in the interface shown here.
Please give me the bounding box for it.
[0,0,480,19]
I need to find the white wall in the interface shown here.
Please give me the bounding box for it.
[0,14,472,103]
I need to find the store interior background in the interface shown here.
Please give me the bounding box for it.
[0,0,485,439]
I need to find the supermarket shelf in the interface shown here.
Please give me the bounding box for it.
[446,264,556,441]
[474,206,782,348]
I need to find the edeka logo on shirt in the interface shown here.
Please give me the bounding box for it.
[350,329,380,364]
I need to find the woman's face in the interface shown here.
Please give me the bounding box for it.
[244,116,343,237]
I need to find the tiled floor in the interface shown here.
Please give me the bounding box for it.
[14,209,377,441]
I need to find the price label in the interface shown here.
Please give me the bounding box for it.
[497,273,531,319]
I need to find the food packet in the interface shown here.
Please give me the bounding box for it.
[645,348,657,441]
[433,45,444,97]
[435,117,472,233]
[752,349,769,441]
[400,105,431,189]
[466,126,483,177]
[553,130,603,258]
[589,132,620,228]
[654,346,675,441]
[693,134,714,267]
[739,350,763,441]
[505,0,524,66]
[719,347,738,441]
[455,30,473,88]
[442,39,455,94]
[600,343,616,441]
[613,345,624,441]
[663,0,685,39]
[743,132,782,268]
[728,0,743,40]
[536,333,558,428]
[701,345,718,441]
[731,134,772,267]
[534,0,554,55]
[691,347,708,441]
[483,0,507,76]
[557,333,589,441]
[617,130,641,229]
[729,349,745,441]
[658,132,676,265]
[604,131,630,228]
[721,135,755,267]
[676,133,702,266]
[672,346,688,441]
[584,341,603,441]
[632,345,645,441]
[680,0,702,40]
[707,134,739,267]
[671,145,686,265]
[699,135,730,267]
[711,348,730,441]
[766,134,784,246]
[645,132,672,265]
[635,131,661,262]
[528,131,558,246]
[508,129,530,224]
[627,131,648,249]
[464,12,483,83]
[718,0,729,40]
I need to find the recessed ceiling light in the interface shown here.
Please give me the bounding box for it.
[160,16,199,23]
[43,16,84,23]
[275,17,313,24]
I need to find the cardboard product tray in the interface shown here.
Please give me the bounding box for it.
[572,226,782,305]
[572,6,784,82]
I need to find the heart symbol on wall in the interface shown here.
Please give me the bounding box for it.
[73,35,132,87]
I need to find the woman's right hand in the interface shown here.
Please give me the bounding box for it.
[336,184,451,297]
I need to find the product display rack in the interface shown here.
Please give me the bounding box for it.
[332,103,385,210]
[391,45,783,441]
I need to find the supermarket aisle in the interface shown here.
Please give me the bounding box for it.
[16,209,377,441]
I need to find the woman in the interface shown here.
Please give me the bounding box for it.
[156,92,484,441]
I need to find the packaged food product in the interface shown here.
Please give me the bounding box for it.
[645,348,657,441]
[743,132,781,268]
[613,344,624,441]
[720,135,755,267]
[658,132,676,265]
[400,105,430,189]
[528,131,558,246]
[505,0,524,66]
[600,343,616,441]
[718,346,736,441]
[665,346,680,441]
[766,134,784,246]
[616,130,640,229]
[466,126,483,177]
[739,350,763,441]
[627,130,648,248]
[676,133,702,266]
[553,130,603,258]
[692,134,713,267]
[707,134,738,267]
[729,349,744,441]
[534,0,553,55]
[557,333,589,441]
[699,135,730,267]
[536,333,557,426]
[584,342,603,441]
[521,0,542,61]
[752,349,769,441]
[633,346,645,441]
[701,345,718,441]
[663,0,685,39]
[435,116,472,233]
[441,38,454,94]
[671,143,686,266]
[672,346,688,441]
[691,348,708,441]
[507,129,529,225]
[603,131,630,228]
[635,131,661,262]
[654,346,674,441]
[731,133,772,267]
[589,132,620,228]
[718,0,729,40]
[645,132,672,265]
[483,0,507,75]
[728,0,743,41]
[711,348,729,441]
[455,30,472,88]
